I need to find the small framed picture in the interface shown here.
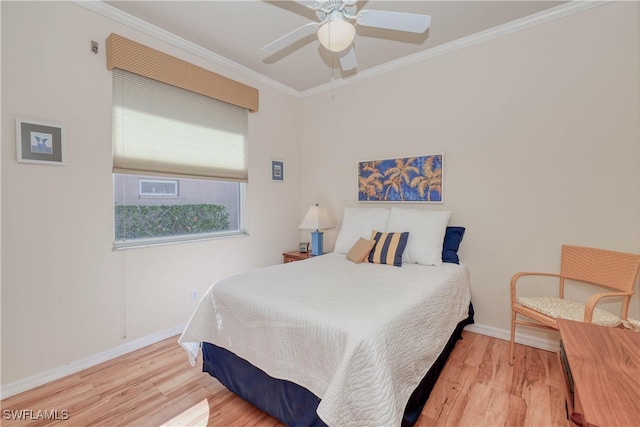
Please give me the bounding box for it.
[271,159,284,182]
[16,119,65,166]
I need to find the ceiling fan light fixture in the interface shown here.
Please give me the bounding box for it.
[317,19,355,52]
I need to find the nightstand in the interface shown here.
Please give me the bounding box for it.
[283,251,311,263]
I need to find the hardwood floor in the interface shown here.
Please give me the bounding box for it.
[1,331,568,426]
[420,332,567,427]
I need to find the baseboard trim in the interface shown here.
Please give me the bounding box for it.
[1,321,558,399]
[465,323,560,353]
[0,323,186,400]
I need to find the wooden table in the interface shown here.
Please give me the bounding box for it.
[282,251,311,263]
[557,319,640,427]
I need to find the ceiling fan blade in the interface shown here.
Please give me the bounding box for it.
[293,0,320,10]
[339,45,357,71]
[356,10,431,33]
[261,22,320,56]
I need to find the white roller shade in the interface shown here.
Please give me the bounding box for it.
[113,69,248,181]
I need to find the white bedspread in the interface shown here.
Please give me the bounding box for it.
[179,253,471,427]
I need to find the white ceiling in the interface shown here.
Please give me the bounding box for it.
[98,1,571,95]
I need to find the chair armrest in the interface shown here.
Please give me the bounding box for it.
[510,272,561,305]
[583,291,634,322]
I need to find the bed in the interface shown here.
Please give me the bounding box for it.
[179,207,473,427]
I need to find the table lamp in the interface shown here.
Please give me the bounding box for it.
[298,203,334,256]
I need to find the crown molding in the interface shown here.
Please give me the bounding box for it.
[73,0,612,100]
[299,0,613,98]
[71,0,300,97]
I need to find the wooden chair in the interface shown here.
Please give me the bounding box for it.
[509,244,640,365]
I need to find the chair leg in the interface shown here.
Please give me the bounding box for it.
[509,311,516,366]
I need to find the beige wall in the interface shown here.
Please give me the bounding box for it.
[2,0,639,393]
[1,1,303,387]
[299,1,639,341]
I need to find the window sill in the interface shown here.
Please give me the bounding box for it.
[113,230,248,250]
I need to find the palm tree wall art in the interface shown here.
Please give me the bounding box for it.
[357,154,443,202]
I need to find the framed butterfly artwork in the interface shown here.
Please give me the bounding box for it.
[16,118,65,166]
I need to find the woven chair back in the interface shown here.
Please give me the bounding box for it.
[560,245,640,292]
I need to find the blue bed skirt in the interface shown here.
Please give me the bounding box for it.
[202,303,474,427]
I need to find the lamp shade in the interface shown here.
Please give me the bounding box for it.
[299,204,334,231]
[317,19,356,52]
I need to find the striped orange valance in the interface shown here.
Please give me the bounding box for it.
[106,33,258,112]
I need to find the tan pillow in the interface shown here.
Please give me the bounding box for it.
[346,238,376,263]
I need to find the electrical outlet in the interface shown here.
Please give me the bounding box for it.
[190,289,198,302]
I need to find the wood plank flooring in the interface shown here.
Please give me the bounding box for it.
[1,331,568,426]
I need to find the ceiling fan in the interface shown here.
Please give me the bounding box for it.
[262,0,431,71]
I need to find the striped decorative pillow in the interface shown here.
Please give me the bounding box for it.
[368,231,409,267]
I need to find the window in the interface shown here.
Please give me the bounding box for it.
[112,69,248,249]
[114,174,242,244]
[139,179,178,197]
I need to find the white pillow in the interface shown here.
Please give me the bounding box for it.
[386,207,451,265]
[334,207,391,254]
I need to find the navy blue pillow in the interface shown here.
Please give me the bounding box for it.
[442,226,465,264]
